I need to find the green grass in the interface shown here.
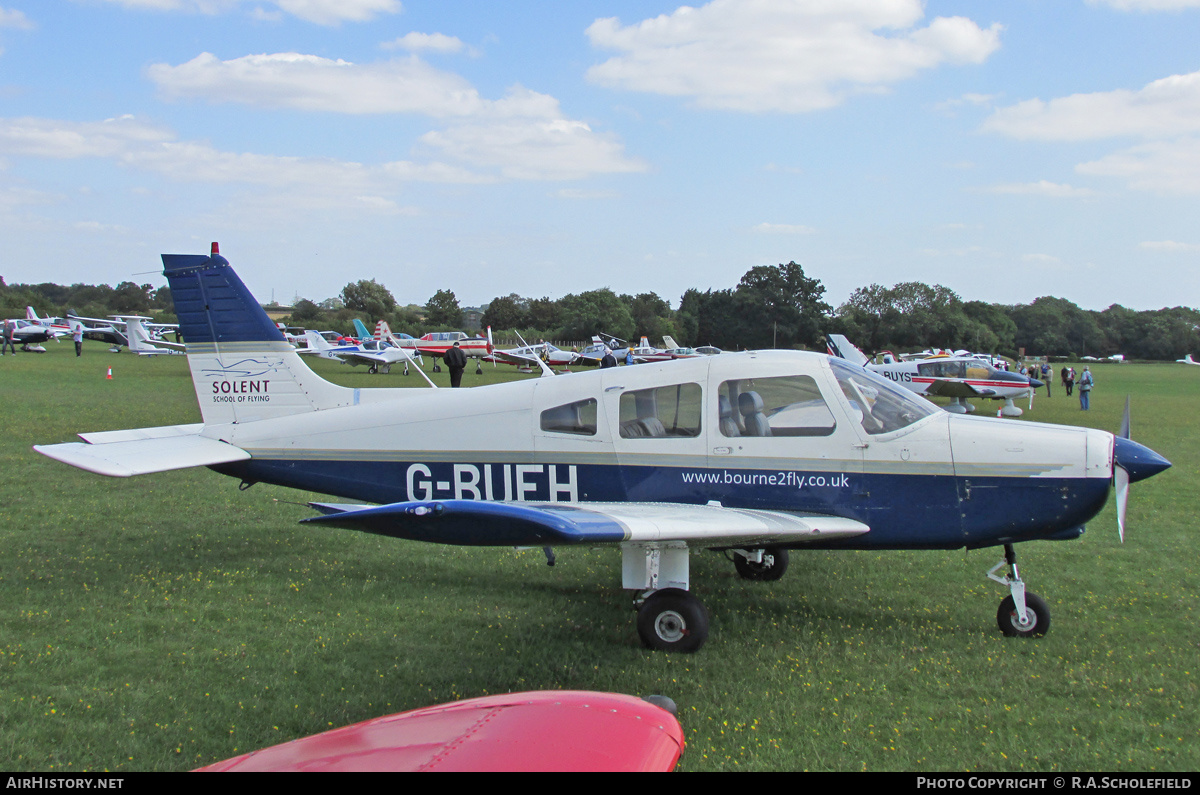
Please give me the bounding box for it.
[1,346,1196,771]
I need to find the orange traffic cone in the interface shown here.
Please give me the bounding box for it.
[106,367,113,380]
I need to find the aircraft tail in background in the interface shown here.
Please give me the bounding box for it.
[824,333,871,367]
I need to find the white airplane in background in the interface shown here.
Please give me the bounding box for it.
[488,339,577,370]
[3,318,65,351]
[34,244,1171,652]
[120,316,185,356]
[303,329,427,379]
[26,307,72,335]
[1177,354,1199,365]
[826,333,1042,416]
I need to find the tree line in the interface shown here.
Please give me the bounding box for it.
[4,264,1197,360]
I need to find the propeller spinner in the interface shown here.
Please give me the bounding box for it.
[1112,396,1172,541]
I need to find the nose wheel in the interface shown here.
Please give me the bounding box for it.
[988,544,1051,637]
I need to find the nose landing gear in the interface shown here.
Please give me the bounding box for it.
[988,544,1051,637]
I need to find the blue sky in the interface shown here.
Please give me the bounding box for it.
[1,1,1199,314]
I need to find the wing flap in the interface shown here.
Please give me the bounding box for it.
[34,431,249,478]
[303,500,869,548]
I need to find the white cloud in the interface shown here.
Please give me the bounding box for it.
[149,52,485,117]
[1087,0,1200,10]
[382,32,469,55]
[1076,137,1200,194]
[555,188,619,200]
[983,70,1200,141]
[981,180,1098,198]
[1139,240,1200,252]
[92,0,400,26]
[148,53,647,181]
[584,0,1002,112]
[1021,253,1063,265]
[0,114,483,210]
[753,222,816,234]
[0,7,35,30]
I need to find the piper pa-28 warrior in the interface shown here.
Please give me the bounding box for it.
[826,333,1043,416]
[34,245,1171,652]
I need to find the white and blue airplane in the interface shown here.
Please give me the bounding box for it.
[826,333,1043,416]
[34,245,1171,652]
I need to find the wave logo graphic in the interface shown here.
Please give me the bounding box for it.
[201,357,285,379]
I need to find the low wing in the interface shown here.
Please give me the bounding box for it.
[923,379,995,399]
[335,350,390,367]
[492,348,540,367]
[34,424,250,477]
[138,335,185,352]
[303,500,869,548]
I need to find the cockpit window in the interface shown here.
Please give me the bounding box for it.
[718,375,836,438]
[540,398,598,436]
[618,383,702,439]
[830,358,939,435]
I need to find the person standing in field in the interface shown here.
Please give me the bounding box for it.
[73,323,83,357]
[1,318,14,355]
[444,341,468,388]
[1078,366,1093,410]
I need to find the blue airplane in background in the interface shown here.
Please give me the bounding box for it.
[35,244,1172,652]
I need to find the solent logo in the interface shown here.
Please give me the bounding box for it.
[201,357,285,379]
[202,357,284,404]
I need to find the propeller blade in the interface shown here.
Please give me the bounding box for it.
[1120,395,1130,440]
[1115,464,1129,543]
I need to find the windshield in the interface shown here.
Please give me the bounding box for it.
[829,358,939,435]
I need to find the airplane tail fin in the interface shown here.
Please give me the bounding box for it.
[123,318,152,353]
[352,318,372,341]
[26,306,38,322]
[824,333,870,367]
[486,326,494,356]
[374,320,390,341]
[663,335,679,350]
[303,330,332,351]
[164,243,359,425]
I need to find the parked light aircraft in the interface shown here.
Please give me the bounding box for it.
[414,330,492,360]
[34,245,1171,652]
[303,329,420,376]
[826,334,1042,416]
[26,307,72,335]
[120,315,185,356]
[487,336,578,369]
[4,318,63,350]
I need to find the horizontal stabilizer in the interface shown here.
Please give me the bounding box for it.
[34,427,249,478]
[304,500,870,548]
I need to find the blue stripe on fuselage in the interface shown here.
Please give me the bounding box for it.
[211,458,1109,551]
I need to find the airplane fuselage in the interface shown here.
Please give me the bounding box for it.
[208,351,1113,552]
[867,357,1037,401]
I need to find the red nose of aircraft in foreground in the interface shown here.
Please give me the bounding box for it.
[34,245,1171,652]
[196,691,684,772]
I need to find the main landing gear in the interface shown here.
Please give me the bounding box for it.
[987,544,1051,637]
[626,544,792,652]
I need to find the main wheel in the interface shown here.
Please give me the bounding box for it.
[734,547,789,581]
[997,592,1051,637]
[637,589,709,653]
[368,364,378,374]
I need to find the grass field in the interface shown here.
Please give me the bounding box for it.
[1,345,1196,772]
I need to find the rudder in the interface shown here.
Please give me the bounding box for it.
[163,244,358,425]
